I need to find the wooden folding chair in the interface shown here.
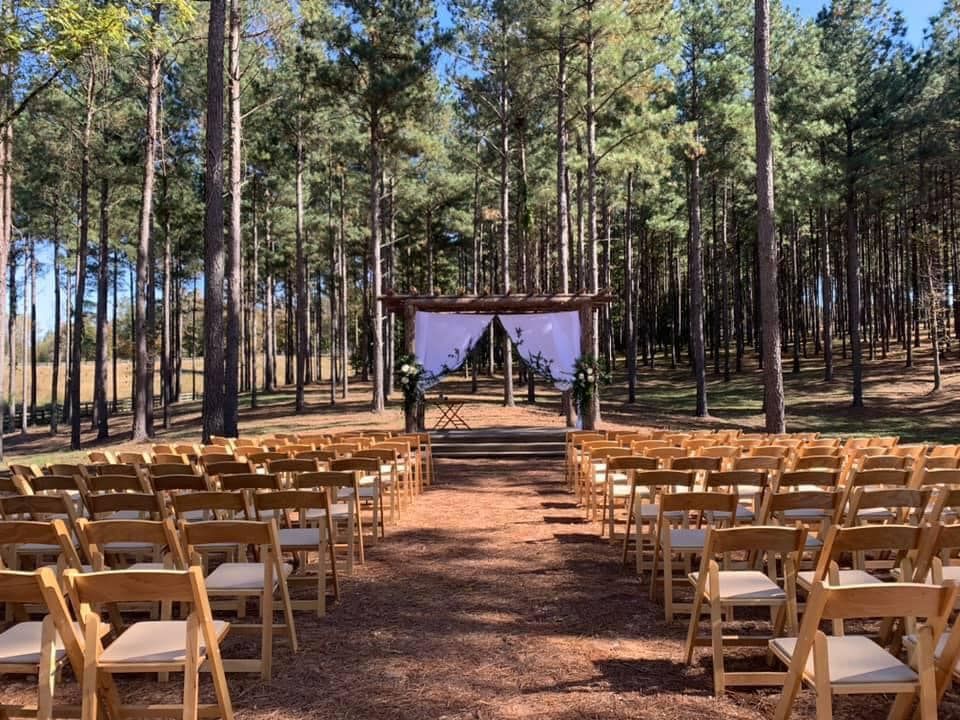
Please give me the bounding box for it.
[76,517,186,632]
[57,566,235,720]
[296,470,364,570]
[589,447,633,524]
[85,492,164,522]
[294,449,336,465]
[645,446,691,468]
[796,524,927,595]
[685,525,805,695]
[0,518,84,573]
[204,460,254,483]
[218,473,283,492]
[266,459,319,489]
[622,469,697,578]
[150,463,202,479]
[792,454,845,472]
[0,569,86,720]
[245,451,291,468]
[77,518,184,572]
[703,469,771,524]
[844,487,930,529]
[85,450,116,464]
[181,519,296,679]
[152,453,192,466]
[649,490,739,621]
[24,475,88,515]
[605,456,658,541]
[253,490,340,616]
[770,580,955,720]
[171,491,251,524]
[776,469,842,493]
[349,451,394,534]
[758,489,843,567]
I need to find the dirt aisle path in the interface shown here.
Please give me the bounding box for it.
[255,459,774,720]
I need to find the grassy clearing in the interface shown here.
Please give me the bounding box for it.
[4,345,957,466]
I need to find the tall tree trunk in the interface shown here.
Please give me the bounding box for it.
[161,172,172,428]
[111,249,118,410]
[94,176,109,439]
[928,255,942,391]
[845,123,863,408]
[584,9,600,425]
[160,172,175,429]
[264,190,275,392]
[295,116,307,412]
[0,4,14,454]
[251,176,259,409]
[755,0,784,432]
[688,51,708,418]
[202,0,227,441]
[339,172,349,399]
[134,13,160,441]
[71,70,96,450]
[224,0,242,435]
[498,58,514,407]
[369,116,385,412]
[29,237,35,422]
[50,211,61,434]
[20,250,26,433]
[556,29,570,294]
[625,172,636,403]
[820,204,833,381]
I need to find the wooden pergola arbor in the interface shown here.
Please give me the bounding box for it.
[380,291,615,432]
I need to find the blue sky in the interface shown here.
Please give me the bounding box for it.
[26,0,948,337]
[792,0,944,46]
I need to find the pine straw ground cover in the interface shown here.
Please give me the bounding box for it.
[3,459,959,719]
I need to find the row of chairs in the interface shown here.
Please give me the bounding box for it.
[566,429,960,718]
[0,427,436,719]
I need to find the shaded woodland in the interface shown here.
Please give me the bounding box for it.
[0,0,958,450]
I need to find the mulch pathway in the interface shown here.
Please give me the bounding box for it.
[4,459,959,719]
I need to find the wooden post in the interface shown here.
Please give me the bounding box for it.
[579,302,599,430]
[403,304,421,432]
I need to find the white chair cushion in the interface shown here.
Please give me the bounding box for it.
[664,528,706,551]
[128,562,166,571]
[797,569,881,587]
[100,620,229,665]
[305,502,352,520]
[771,635,917,685]
[690,570,785,601]
[205,562,292,591]
[277,527,322,548]
[0,622,67,665]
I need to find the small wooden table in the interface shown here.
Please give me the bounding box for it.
[431,399,470,430]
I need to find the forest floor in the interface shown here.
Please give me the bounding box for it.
[2,458,955,719]
[5,346,960,464]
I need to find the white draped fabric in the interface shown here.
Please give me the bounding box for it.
[414,312,495,387]
[413,310,581,391]
[499,311,580,390]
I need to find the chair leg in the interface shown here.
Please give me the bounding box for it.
[664,551,674,622]
[37,616,57,720]
[813,631,832,720]
[684,592,704,664]
[914,624,937,720]
[710,596,724,696]
[204,629,234,720]
[183,613,200,720]
[81,618,100,720]
[260,587,273,681]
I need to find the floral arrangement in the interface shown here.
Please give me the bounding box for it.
[397,355,425,412]
[571,355,607,417]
